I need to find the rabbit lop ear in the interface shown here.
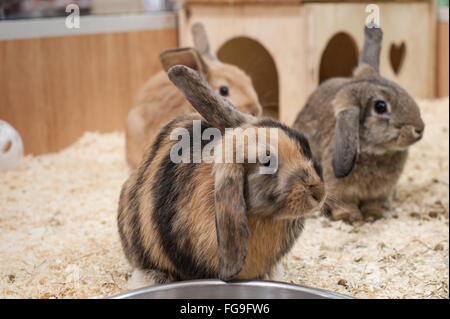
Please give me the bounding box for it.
[358,26,383,73]
[332,89,361,178]
[214,164,249,281]
[160,48,209,77]
[191,22,218,61]
[168,65,252,130]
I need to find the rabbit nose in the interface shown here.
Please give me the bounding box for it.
[413,126,424,140]
[414,120,425,137]
[414,128,424,136]
[309,183,326,203]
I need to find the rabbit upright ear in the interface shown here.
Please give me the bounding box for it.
[168,65,252,129]
[214,164,249,281]
[358,26,383,73]
[191,22,217,61]
[159,48,208,77]
[332,89,361,178]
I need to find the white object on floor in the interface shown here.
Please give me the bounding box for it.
[128,269,157,290]
[0,120,24,171]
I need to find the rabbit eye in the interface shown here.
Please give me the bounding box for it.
[219,86,229,97]
[374,100,388,114]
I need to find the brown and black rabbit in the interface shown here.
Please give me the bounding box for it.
[118,65,326,287]
[125,23,262,169]
[293,26,425,223]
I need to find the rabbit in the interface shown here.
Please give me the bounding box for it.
[117,65,326,287]
[125,22,262,169]
[293,26,425,223]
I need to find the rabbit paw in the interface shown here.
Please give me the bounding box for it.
[128,268,170,290]
[360,201,384,222]
[331,207,363,224]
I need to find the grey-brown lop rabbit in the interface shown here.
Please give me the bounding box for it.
[118,65,326,287]
[125,23,262,169]
[293,26,425,223]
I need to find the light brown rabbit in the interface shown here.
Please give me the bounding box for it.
[293,26,425,223]
[118,65,326,286]
[125,23,262,169]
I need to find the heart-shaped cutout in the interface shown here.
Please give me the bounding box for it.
[389,42,406,75]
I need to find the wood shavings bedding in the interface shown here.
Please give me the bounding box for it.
[0,99,448,299]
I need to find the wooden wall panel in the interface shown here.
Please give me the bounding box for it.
[437,21,449,98]
[0,28,177,155]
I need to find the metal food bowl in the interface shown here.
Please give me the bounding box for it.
[111,280,352,299]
